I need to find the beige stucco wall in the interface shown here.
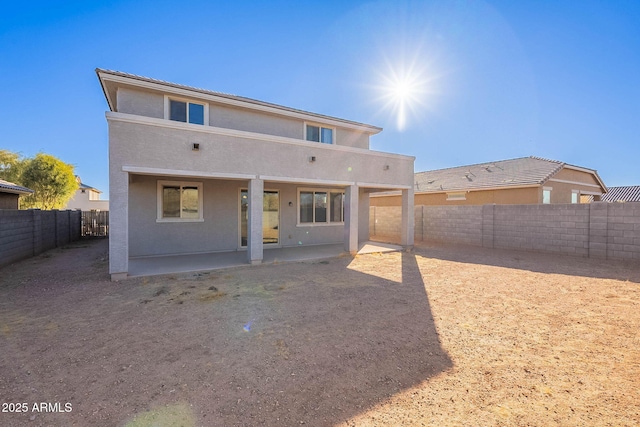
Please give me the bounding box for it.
[65,190,109,211]
[371,166,605,207]
[128,175,367,257]
[116,87,164,119]
[114,86,371,149]
[108,115,411,186]
[104,76,414,276]
[109,113,410,263]
[546,168,604,202]
[371,187,540,207]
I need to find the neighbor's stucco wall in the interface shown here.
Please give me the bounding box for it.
[65,190,109,211]
[370,187,540,207]
[0,193,20,209]
[552,168,601,186]
[545,168,604,203]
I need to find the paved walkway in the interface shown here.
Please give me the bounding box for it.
[128,241,403,277]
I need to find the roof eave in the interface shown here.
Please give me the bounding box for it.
[1,188,34,196]
[95,68,382,134]
[416,183,542,194]
[553,164,608,193]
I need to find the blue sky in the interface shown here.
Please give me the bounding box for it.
[1,0,639,195]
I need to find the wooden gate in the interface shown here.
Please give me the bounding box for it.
[82,211,109,237]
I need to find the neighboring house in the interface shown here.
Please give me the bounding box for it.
[371,156,607,207]
[97,69,415,280]
[601,186,640,203]
[64,176,110,211]
[0,179,33,209]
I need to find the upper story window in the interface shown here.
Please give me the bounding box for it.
[165,96,208,125]
[305,123,334,144]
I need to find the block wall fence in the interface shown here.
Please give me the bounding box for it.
[370,203,640,260]
[0,210,81,268]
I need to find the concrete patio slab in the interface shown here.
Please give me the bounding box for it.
[128,242,403,278]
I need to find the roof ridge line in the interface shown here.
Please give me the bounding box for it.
[95,68,382,132]
[415,155,555,174]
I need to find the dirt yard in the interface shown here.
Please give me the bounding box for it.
[0,239,638,426]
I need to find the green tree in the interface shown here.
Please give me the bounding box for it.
[19,153,78,210]
[0,149,25,183]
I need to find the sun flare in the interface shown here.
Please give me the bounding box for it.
[374,56,436,132]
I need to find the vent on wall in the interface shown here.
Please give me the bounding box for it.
[192,143,200,151]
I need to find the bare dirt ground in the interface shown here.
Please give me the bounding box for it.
[0,239,639,427]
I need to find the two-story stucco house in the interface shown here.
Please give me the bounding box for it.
[97,69,415,280]
[64,176,110,211]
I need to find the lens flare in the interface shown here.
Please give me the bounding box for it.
[372,52,437,132]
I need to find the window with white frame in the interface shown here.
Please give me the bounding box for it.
[305,123,334,144]
[298,189,344,224]
[165,96,207,125]
[446,191,466,201]
[571,190,579,204]
[157,180,203,222]
[543,187,552,204]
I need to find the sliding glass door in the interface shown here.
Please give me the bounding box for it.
[240,190,279,247]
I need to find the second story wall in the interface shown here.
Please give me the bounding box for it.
[117,87,164,119]
[107,114,413,189]
[114,85,371,150]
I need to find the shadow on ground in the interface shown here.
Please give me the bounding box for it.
[405,240,640,284]
[0,239,452,426]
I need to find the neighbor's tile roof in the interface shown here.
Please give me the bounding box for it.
[0,179,34,195]
[414,156,567,193]
[601,186,640,202]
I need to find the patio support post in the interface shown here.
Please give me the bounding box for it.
[110,170,129,280]
[247,178,264,264]
[344,184,359,254]
[401,187,414,247]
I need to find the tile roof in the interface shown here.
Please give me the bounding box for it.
[414,156,567,193]
[96,68,382,133]
[601,186,640,202]
[0,179,34,195]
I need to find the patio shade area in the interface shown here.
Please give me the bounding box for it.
[128,242,403,277]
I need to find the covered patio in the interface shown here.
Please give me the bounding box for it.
[128,241,403,277]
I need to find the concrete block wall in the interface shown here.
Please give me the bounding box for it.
[605,203,640,259]
[492,204,590,256]
[421,205,483,246]
[0,210,82,268]
[0,210,35,266]
[370,205,425,241]
[370,205,403,238]
[370,202,640,261]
